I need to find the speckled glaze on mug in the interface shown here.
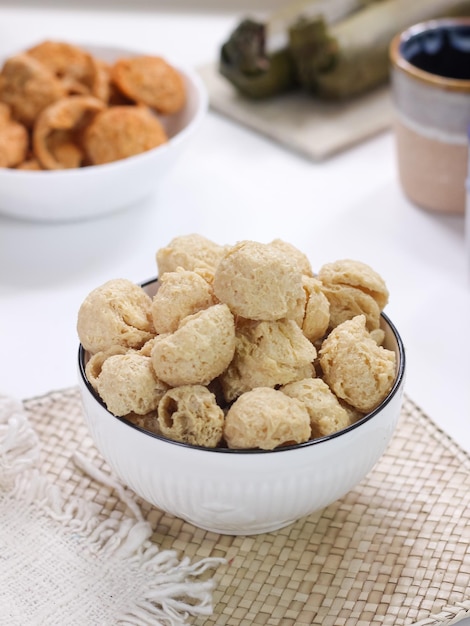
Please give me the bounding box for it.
[390,19,470,214]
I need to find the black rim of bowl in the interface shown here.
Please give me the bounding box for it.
[78,278,406,454]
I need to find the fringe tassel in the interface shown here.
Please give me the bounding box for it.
[73,451,144,522]
[1,395,225,626]
[0,396,39,484]
[116,555,222,626]
[71,452,226,624]
[413,601,470,626]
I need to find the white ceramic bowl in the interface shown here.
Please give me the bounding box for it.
[0,44,208,222]
[78,280,406,535]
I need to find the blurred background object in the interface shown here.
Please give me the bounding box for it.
[390,18,470,214]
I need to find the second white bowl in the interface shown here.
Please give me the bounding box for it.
[0,43,208,222]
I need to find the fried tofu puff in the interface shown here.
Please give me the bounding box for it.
[111,55,186,115]
[0,53,66,128]
[83,105,167,165]
[77,278,155,354]
[125,411,161,435]
[151,269,215,334]
[281,378,350,438]
[266,239,314,325]
[213,240,305,321]
[224,387,311,450]
[269,239,314,277]
[156,233,226,278]
[301,276,330,343]
[93,353,169,417]
[0,105,28,168]
[33,95,105,169]
[319,314,396,413]
[318,259,389,332]
[85,344,128,390]
[220,318,316,403]
[158,385,224,447]
[151,303,236,387]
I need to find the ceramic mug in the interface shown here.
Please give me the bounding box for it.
[390,18,470,214]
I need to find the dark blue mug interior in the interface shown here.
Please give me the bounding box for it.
[401,23,470,80]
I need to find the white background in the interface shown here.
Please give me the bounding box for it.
[0,3,469,622]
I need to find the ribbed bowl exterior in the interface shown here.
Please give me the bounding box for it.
[78,370,404,535]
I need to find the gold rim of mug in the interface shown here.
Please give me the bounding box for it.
[389,17,470,93]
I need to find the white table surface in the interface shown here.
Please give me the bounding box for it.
[0,3,469,622]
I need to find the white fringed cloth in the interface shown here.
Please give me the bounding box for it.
[0,395,224,626]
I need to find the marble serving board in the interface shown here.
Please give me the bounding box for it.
[198,62,394,161]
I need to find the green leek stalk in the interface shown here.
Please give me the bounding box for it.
[219,19,297,99]
[219,0,382,99]
[219,0,470,100]
[266,0,384,44]
[306,0,470,99]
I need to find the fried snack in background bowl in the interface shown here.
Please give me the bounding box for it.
[32,95,106,170]
[28,41,97,89]
[0,40,186,170]
[0,53,67,128]
[82,104,168,165]
[0,102,29,168]
[0,41,207,221]
[111,55,186,115]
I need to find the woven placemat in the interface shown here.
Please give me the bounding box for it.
[24,388,470,626]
